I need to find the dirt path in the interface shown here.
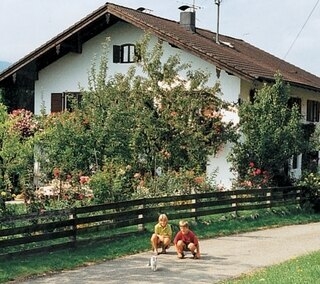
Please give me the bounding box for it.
[14,222,320,284]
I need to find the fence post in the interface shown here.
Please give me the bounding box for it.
[138,198,145,231]
[296,187,301,204]
[231,191,238,216]
[192,192,198,222]
[266,189,272,209]
[69,208,77,247]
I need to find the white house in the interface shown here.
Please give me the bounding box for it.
[1,2,320,188]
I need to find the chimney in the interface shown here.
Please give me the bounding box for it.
[179,10,196,32]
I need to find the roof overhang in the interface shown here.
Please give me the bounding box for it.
[0,4,118,88]
[1,2,320,94]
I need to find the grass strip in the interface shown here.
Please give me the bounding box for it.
[220,250,320,284]
[0,209,319,283]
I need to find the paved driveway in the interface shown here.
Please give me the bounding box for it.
[14,222,320,284]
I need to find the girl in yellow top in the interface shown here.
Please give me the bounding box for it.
[150,214,172,255]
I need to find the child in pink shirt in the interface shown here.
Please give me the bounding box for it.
[174,220,200,259]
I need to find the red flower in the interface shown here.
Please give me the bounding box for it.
[254,168,262,175]
[79,176,90,184]
[53,168,60,178]
[194,176,204,184]
[249,162,255,168]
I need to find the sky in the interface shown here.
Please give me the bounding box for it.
[0,0,319,76]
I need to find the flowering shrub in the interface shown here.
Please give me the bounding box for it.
[296,172,320,199]
[9,109,39,138]
[89,162,134,203]
[53,168,60,178]
[34,172,94,210]
[80,176,90,184]
[133,169,215,198]
[239,162,270,189]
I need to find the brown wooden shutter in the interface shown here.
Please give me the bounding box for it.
[51,93,64,113]
[113,45,121,63]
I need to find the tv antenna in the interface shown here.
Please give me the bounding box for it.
[215,0,222,44]
[177,0,202,12]
[136,7,153,13]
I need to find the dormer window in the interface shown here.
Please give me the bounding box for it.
[113,44,136,63]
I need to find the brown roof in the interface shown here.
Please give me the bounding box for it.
[1,2,320,91]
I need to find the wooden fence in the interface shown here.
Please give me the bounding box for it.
[0,186,306,259]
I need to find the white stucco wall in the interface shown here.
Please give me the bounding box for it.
[35,22,147,114]
[206,72,240,189]
[34,21,241,188]
[159,41,241,189]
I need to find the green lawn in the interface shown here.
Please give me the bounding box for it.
[220,250,320,284]
[1,208,319,283]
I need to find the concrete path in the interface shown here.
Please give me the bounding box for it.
[14,222,320,284]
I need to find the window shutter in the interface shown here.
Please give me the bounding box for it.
[51,93,64,113]
[249,89,256,104]
[113,45,121,63]
[307,100,312,121]
[307,100,320,122]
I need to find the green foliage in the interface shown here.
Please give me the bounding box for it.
[296,172,320,209]
[34,111,95,180]
[130,35,236,173]
[34,35,235,202]
[133,168,216,198]
[297,172,320,193]
[0,105,36,213]
[229,74,305,187]
[90,162,134,203]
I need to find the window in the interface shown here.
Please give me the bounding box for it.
[51,92,82,113]
[307,100,320,122]
[113,44,136,63]
[302,151,319,172]
[288,97,301,113]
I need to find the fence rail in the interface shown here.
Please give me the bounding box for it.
[0,186,306,259]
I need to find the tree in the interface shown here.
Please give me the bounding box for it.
[35,36,236,202]
[228,74,305,187]
[107,35,235,174]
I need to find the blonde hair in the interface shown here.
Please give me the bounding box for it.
[158,214,168,222]
[179,220,189,228]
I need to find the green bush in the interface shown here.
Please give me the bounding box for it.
[90,162,134,203]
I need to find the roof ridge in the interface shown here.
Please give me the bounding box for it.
[1,1,320,91]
